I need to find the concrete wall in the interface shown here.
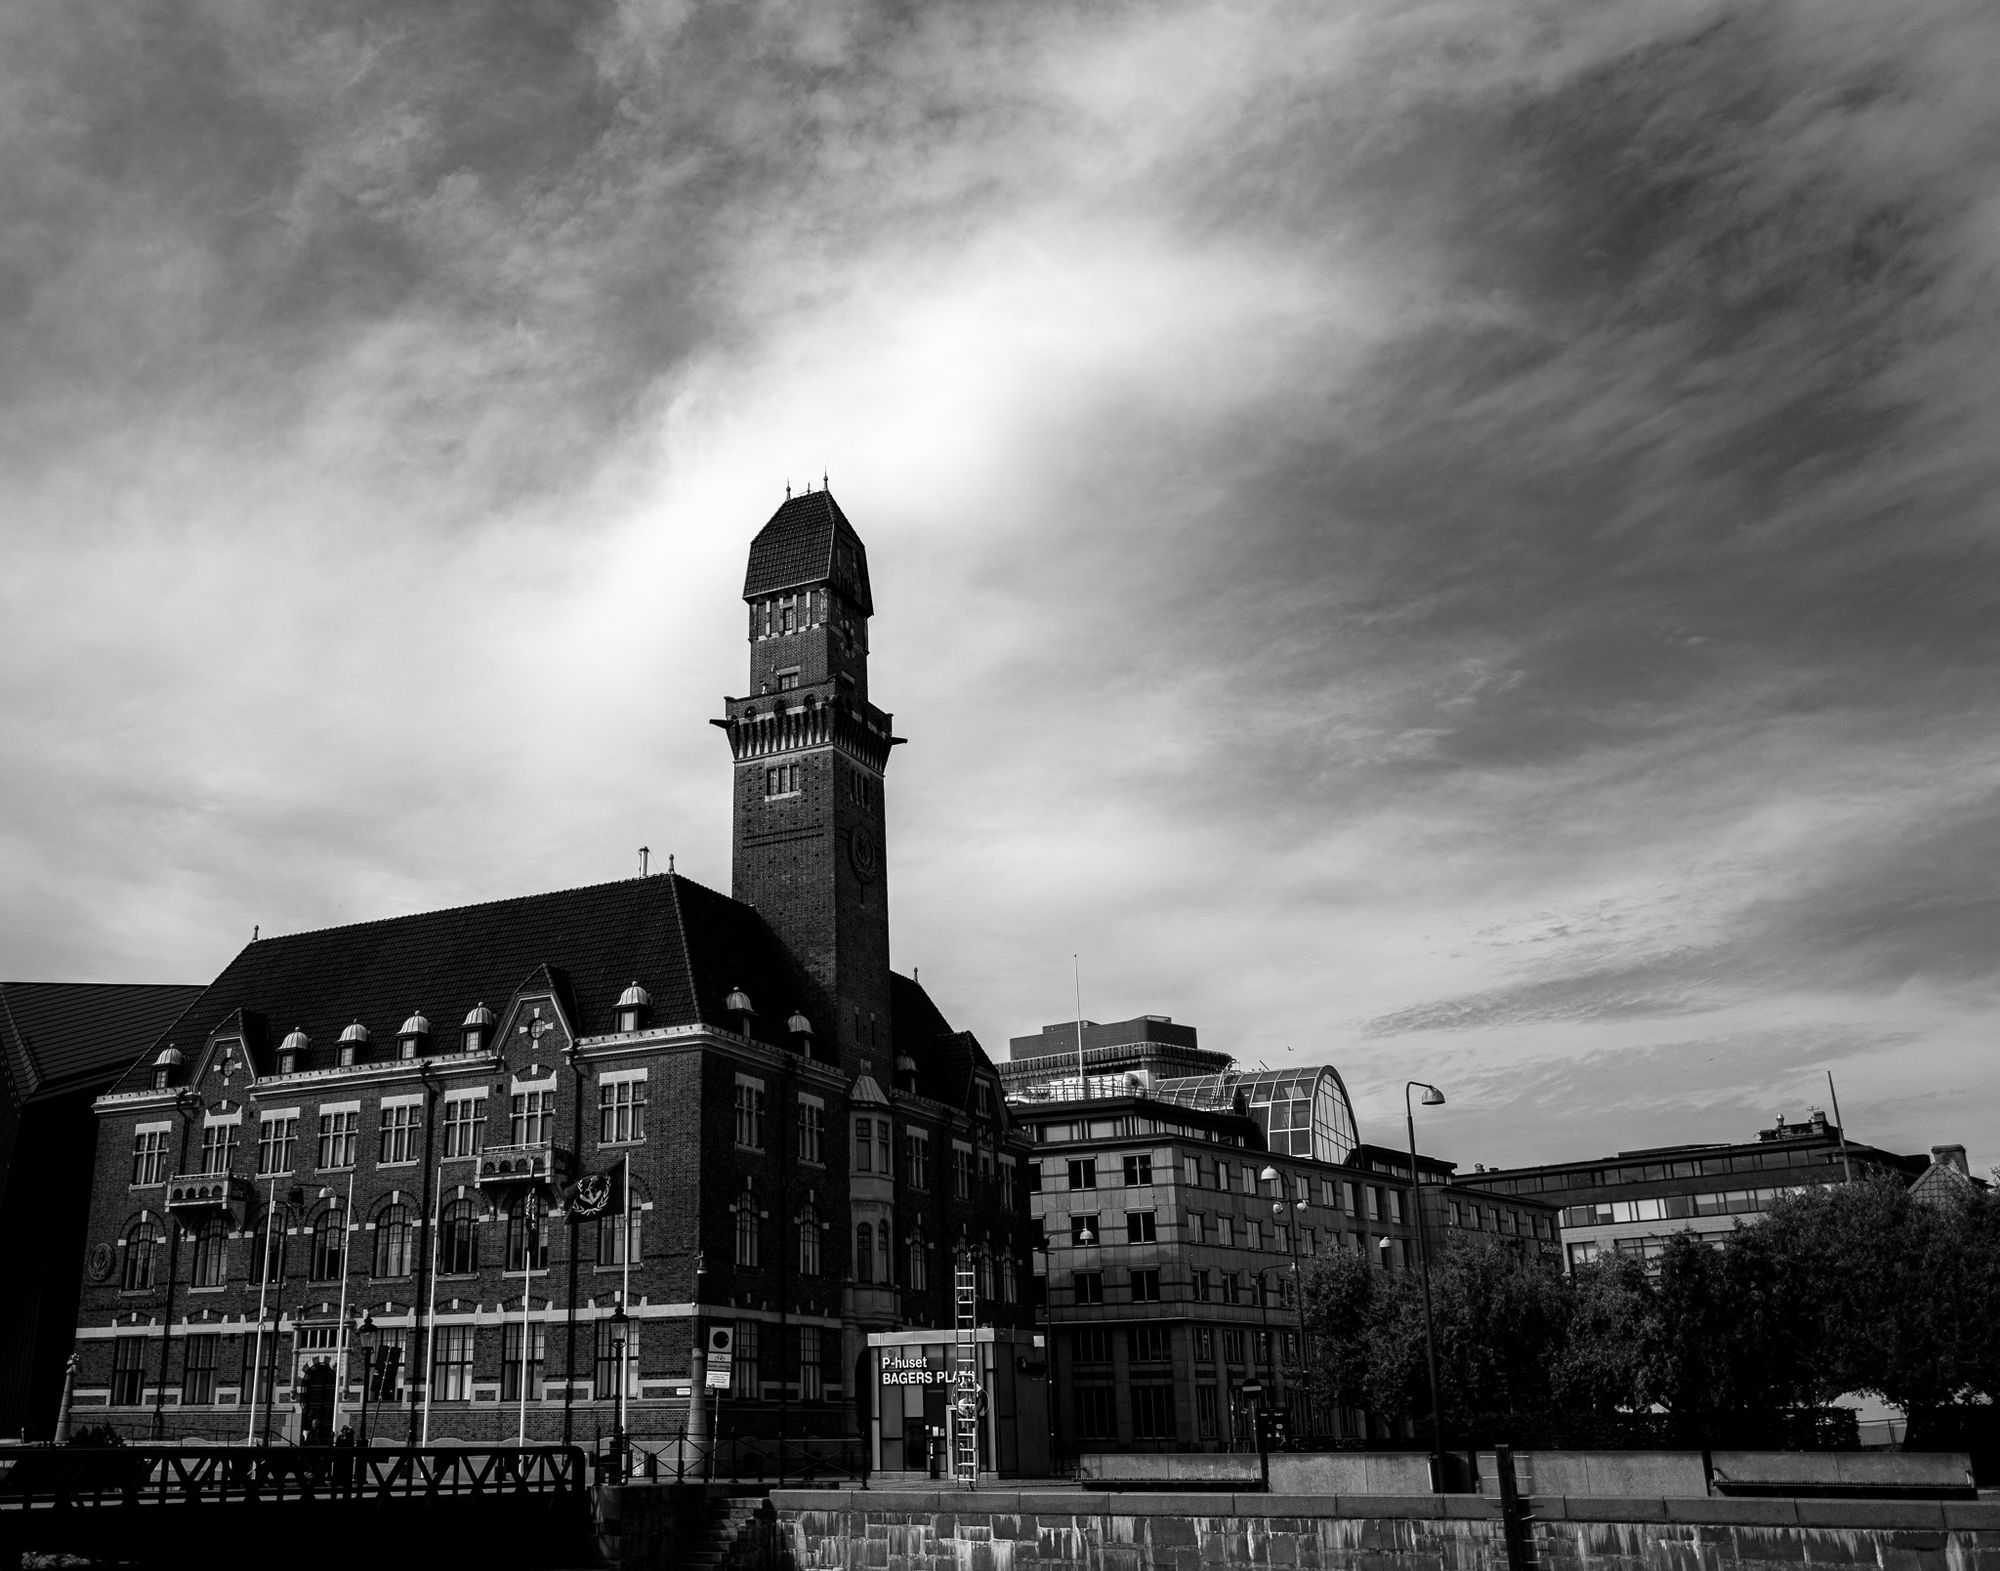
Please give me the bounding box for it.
[772,1487,2000,1571]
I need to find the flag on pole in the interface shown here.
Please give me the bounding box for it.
[567,1160,624,1220]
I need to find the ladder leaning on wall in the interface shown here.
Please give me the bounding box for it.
[951,1260,980,1486]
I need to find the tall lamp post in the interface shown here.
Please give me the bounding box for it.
[356,1312,378,1449]
[1405,1081,1446,1493]
[1259,1166,1310,1441]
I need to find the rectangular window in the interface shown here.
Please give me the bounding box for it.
[112,1337,147,1405]
[181,1334,219,1405]
[876,1119,891,1174]
[776,668,800,690]
[1193,1326,1215,1363]
[1218,1215,1235,1247]
[1342,1181,1358,1214]
[1222,1272,1241,1305]
[1216,1161,1229,1191]
[594,1318,637,1401]
[1130,1268,1162,1302]
[501,1322,546,1403]
[796,1096,823,1164]
[1388,1189,1404,1224]
[799,1325,823,1401]
[368,1331,407,1404]
[1125,1210,1157,1244]
[1365,1186,1381,1221]
[1073,1271,1104,1305]
[1129,1325,1171,1364]
[1193,1269,1211,1301]
[256,1115,298,1176]
[316,1109,358,1169]
[509,1089,554,1146]
[1072,1213,1098,1247]
[1196,1384,1220,1438]
[1240,1166,1256,1194]
[904,1130,930,1190]
[952,1143,974,1200]
[1130,1384,1176,1439]
[377,1102,420,1165]
[1122,1153,1153,1186]
[432,1325,475,1401]
[599,1077,647,1144]
[1182,1154,1199,1186]
[199,1121,240,1176]
[442,1096,486,1158]
[1223,1329,1247,1366]
[131,1125,171,1186]
[999,1157,1017,1208]
[735,1321,760,1397]
[1073,1327,1114,1364]
[1067,1158,1097,1190]
[853,1116,872,1172]
[734,1077,766,1149]
[1075,1385,1117,1439]
[763,762,801,796]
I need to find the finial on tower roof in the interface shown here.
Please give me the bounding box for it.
[785,480,791,499]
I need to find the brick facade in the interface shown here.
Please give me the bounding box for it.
[68,490,1035,1448]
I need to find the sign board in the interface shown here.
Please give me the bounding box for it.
[707,1327,734,1356]
[880,1354,950,1386]
[1239,1380,1264,1397]
[704,1367,732,1390]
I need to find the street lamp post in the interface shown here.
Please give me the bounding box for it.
[1405,1081,1446,1492]
[609,1301,630,1482]
[1259,1166,1311,1440]
[356,1312,378,1449]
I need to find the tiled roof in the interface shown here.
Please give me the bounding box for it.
[104,874,813,1091]
[0,982,205,1104]
[742,491,874,615]
[891,971,998,1110]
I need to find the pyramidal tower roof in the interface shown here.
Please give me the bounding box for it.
[742,489,873,615]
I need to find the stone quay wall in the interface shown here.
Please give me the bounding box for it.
[769,1488,2000,1571]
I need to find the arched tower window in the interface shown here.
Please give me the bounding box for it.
[309,1209,346,1281]
[373,1203,414,1278]
[505,1192,548,1273]
[733,1181,760,1268]
[122,1217,162,1291]
[191,1218,229,1288]
[439,1198,479,1274]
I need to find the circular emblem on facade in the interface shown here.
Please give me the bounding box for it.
[87,1242,115,1283]
[849,823,879,882]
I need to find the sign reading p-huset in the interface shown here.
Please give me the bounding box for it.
[880,1354,952,1386]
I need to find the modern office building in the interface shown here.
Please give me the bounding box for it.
[1007,1016,1559,1454]
[0,981,203,1439]
[1458,1110,1936,1270]
[65,491,1040,1458]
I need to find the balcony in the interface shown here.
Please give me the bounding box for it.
[475,1143,572,1190]
[165,1172,255,1217]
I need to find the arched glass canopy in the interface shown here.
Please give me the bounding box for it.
[1152,1064,1359,1164]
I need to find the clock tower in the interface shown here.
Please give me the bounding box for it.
[716,489,899,1072]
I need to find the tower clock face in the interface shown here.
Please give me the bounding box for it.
[849,822,879,882]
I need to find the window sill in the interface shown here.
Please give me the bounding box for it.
[377,1160,420,1169]
[597,1140,645,1149]
[188,1285,227,1294]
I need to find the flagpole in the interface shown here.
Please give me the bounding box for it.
[420,1156,445,1445]
[517,1249,532,1446]
[247,1173,277,1443]
[330,1169,357,1435]
[620,1152,632,1444]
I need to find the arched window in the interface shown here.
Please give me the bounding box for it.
[192,1218,229,1288]
[975,1245,993,1302]
[373,1203,414,1278]
[253,1207,288,1284]
[121,1217,161,1291]
[854,1222,873,1284]
[876,1221,891,1285]
[309,1209,346,1281]
[505,1192,547,1273]
[905,1224,927,1291]
[796,1198,821,1276]
[1000,1248,1018,1303]
[439,1198,478,1275]
[733,1181,759,1268]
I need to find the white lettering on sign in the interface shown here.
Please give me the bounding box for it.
[880,1367,950,1385]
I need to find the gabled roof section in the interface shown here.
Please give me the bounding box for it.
[742,490,873,615]
[104,874,813,1093]
[0,982,204,1104]
[890,971,999,1110]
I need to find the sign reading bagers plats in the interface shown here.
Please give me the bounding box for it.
[880,1354,951,1386]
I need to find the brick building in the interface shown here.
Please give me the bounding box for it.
[66,490,1036,1451]
[1005,1016,1558,1455]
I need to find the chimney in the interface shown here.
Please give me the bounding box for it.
[1931,1145,1969,1176]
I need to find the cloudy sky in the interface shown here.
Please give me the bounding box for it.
[6,0,1997,1173]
